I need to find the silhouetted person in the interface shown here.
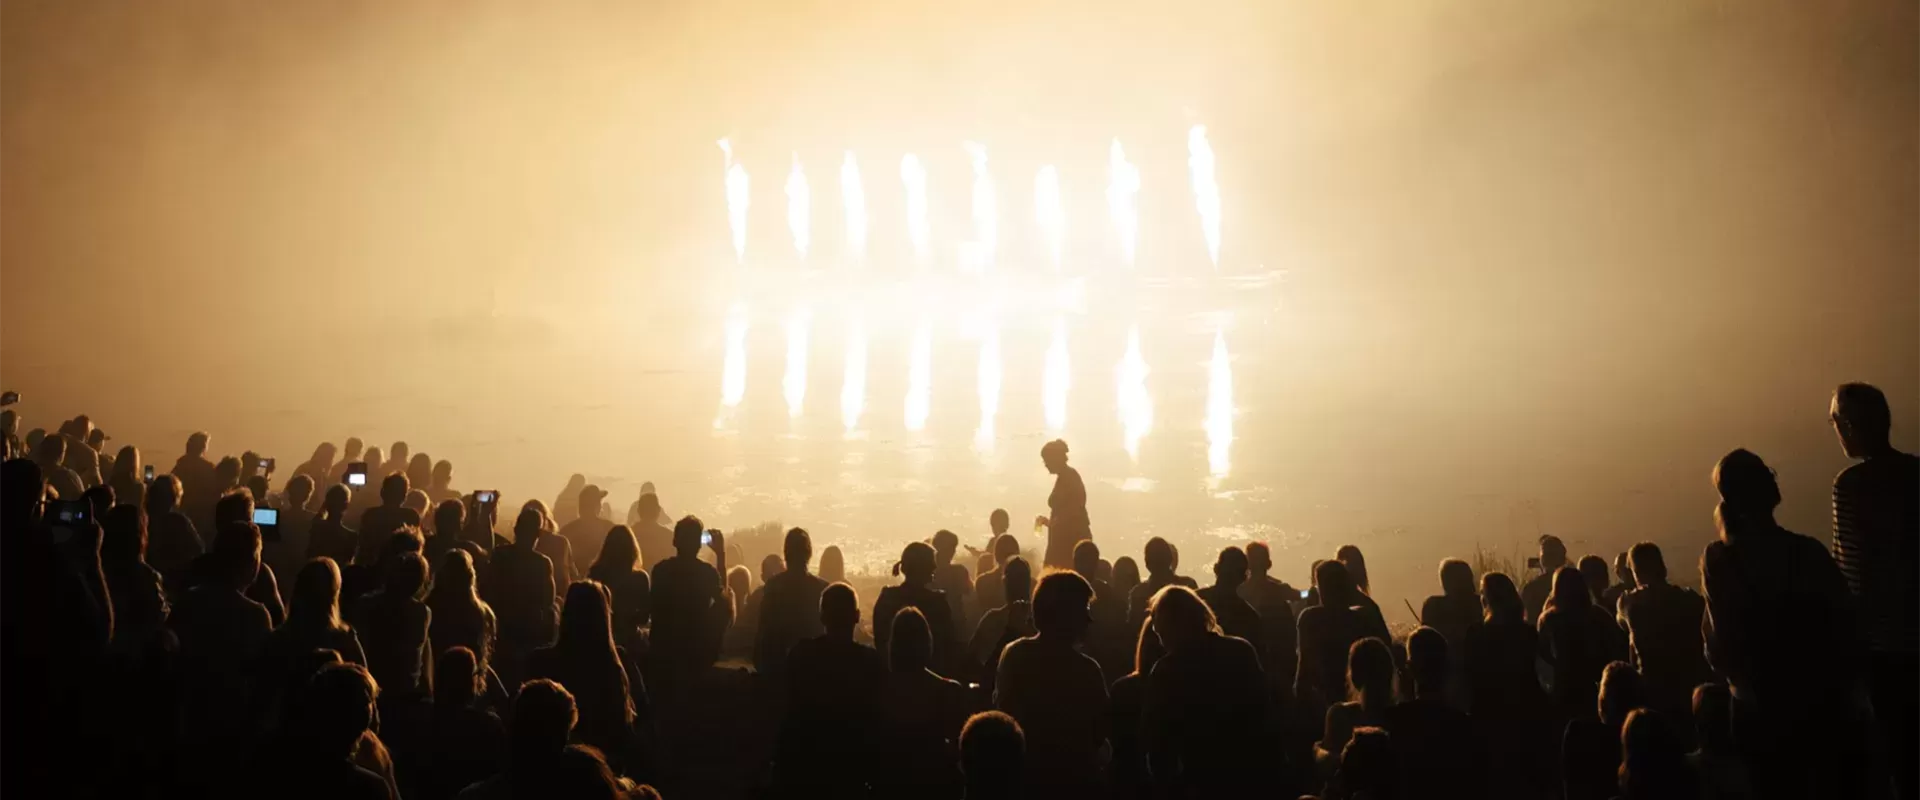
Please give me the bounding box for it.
[649,516,730,681]
[327,438,364,487]
[1578,554,1611,602]
[933,528,975,632]
[1561,660,1642,800]
[1523,534,1568,625]
[455,678,577,799]
[1418,558,1480,709]
[1038,439,1090,570]
[1239,540,1302,661]
[628,492,674,573]
[1330,727,1397,800]
[1702,448,1863,799]
[526,581,646,776]
[406,453,433,496]
[1106,614,1162,797]
[1613,542,1710,722]
[420,647,508,800]
[738,554,781,643]
[427,459,458,504]
[296,442,337,489]
[820,543,847,584]
[35,432,85,501]
[1125,537,1197,644]
[102,504,168,653]
[308,484,358,564]
[429,550,498,679]
[1687,683,1752,800]
[995,571,1107,792]
[358,473,422,568]
[1617,708,1698,800]
[257,662,395,800]
[587,525,651,650]
[171,430,218,515]
[170,521,274,777]
[1141,585,1265,793]
[971,533,1022,629]
[969,556,1034,680]
[1198,545,1265,656]
[1074,539,1127,678]
[518,499,577,593]
[755,527,829,682]
[426,498,486,572]
[1317,638,1394,779]
[358,551,432,698]
[1383,627,1486,799]
[778,582,883,794]
[483,505,562,669]
[265,559,369,724]
[1604,552,1634,609]
[551,474,585,528]
[1828,382,1918,799]
[1464,571,1555,800]
[271,475,318,591]
[1296,560,1390,714]
[1538,565,1627,719]
[108,444,145,510]
[873,606,972,799]
[960,710,1025,800]
[875,540,956,672]
[1111,556,1141,608]
[557,484,614,572]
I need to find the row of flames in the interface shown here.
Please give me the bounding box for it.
[718,126,1224,269]
[718,310,1234,478]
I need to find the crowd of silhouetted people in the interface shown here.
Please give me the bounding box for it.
[0,380,1912,799]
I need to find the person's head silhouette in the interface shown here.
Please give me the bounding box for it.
[291,558,346,629]
[1405,626,1449,699]
[1148,585,1218,652]
[379,473,408,508]
[1599,660,1645,728]
[1627,542,1666,587]
[932,529,960,564]
[1481,572,1522,623]
[435,646,483,708]
[302,662,379,759]
[101,504,147,567]
[363,447,384,476]
[635,492,662,525]
[1336,544,1371,595]
[1337,727,1397,799]
[1112,556,1140,595]
[888,605,933,674]
[1246,541,1273,578]
[960,710,1025,800]
[820,582,860,639]
[511,679,578,762]
[214,456,241,491]
[213,489,256,536]
[1440,558,1476,598]
[1316,559,1357,608]
[430,459,452,490]
[1712,449,1780,542]
[387,442,410,473]
[341,438,363,462]
[989,508,1010,537]
[403,489,430,520]
[671,515,705,557]
[146,473,183,515]
[1538,534,1569,573]
[34,434,65,471]
[1000,557,1033,606]
[1831,382,1893,459]
[1040,439,1070,474]
[557,580,618,654]
[185,431,210,458]
[433,549,479,600]
[894,541,936,586]
[433,500,465,540]
[820,545,846,584]
[308,442,337,471]
[386,551,428,601]
[286,475,315,513]
[209,521,263,592]
[727,565,751,602]
[595,525,638,571]
[1346,637,1394,708]
[1072,539,1101,579]
[1619,708,1694,799]
[577,485,606,520]
[515,507,547,545]
[1579,555,1611,599]
[319,484,349,518]
[1032,571,1095,641]
[783,527,813,573]
[1212,546,1250,590]
[1547,565,1590,614]
[1144,537,1176,577]
[991,533,1020,567]
[406,454,431,491]
[82,484,114,521]
[1691,683,1734,753]
[2,458,44,528]
[758,554,782,584]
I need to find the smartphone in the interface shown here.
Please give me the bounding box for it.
[50,499,90,527]
[1298,588,1311,600]
[1527,556,1542,570]
[258,457,275,475]
[253,507,280,542]
[700,531,714,547]
[143,464,156,483]
[346,462,368,487]
[475,490,498,505]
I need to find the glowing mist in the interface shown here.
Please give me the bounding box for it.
[1205,327,1234,477]
[964,142,997,269]
[1108,139,1141,267]
[840,152,868,261]
[719,139,751,264]
[976,321,1002,447]
[720,305,749,409]
[1043,318,1071,433]
[1117,324,1153,461]
[905,322,933,431]
[783,308,810,418]
[1187,125,1222,267]
[901,154,931,264]
[841,318,866,432]
[785,153,811,261]
[1035,165,1066,270]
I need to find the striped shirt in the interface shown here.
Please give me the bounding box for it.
[1832,451,1920,653]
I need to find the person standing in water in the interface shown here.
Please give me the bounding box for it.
[1037,439,1089,571]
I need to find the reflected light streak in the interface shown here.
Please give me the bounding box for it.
[840,152,868,261]
[976,321,1002,448]
[720,305,749,409]
[783,308,810,418]
[1043,318,1071,433]
[901,154,931,263]
[719,139,751,264]
[1035,165,1066,270]
[1205,327,1234,476]
[1107,139,1141,266]
[1117,324,1153,461]
[964,142,997,269]
[1187,125,1222,267]
[841,318,867,432]
[905,322,933,431]
[785,153,811,260]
